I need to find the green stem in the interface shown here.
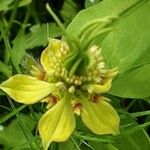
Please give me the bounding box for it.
[28,105,38,120]
[124,134,141,150]
[0,21,11,64]
[71,137,81,150]
[8,97,36,149]
[80,22,100,43]
[79,16,118,42]
[111,121,150,140]
[46,3,66,33]
[0,105,11,111]
[31,0,40,24]
[0,104,26,124]
[18,5,31,33]
[6,0,20,32]
[126,100,136,110]
[73,132,112,143]
[130,110,150,118]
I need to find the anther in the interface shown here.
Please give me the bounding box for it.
[74,79,81,85]
[66,78,70,83]
[68,85,75,94]
[91,95,100,103]
[73,102,82,115]
[90,45,99,54]
[87,77,92,81]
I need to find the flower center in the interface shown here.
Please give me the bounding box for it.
[48,45,116,94]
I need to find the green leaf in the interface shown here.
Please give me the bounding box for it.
[60,0,79,24]
[0,0,32,11]
[85,0,102,8]
[101,0,150,74]
[113,114,150,150]
[25,23,62,49]
[88,113,150,150]
[67,0,150,73]
[0,115,36,149]
[0,61,12,77]
[0,0,14,11]
[18,0,32,7]
[0,105,26,124]
[58,138,79,150]
[88,143,118,150]
[132,47,150,68]
[110,64,150,98]
[11,32,26,73]
[0,90,5,95]
[67,0,150,98]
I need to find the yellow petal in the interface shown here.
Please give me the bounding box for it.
[81,97,120,135]
[40,39,68,74]
[86,79,112,94]
[39,96,75,150]
[0,74,58,104]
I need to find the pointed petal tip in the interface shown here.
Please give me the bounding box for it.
[39,97,75,150]
[0,74,54,104]
[80,97,120,136]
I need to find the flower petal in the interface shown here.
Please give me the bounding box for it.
[86,79,112,94]
[39,96,75,150]
[81,97,120,135]
[0,74,58,104]
[40,39,68,74]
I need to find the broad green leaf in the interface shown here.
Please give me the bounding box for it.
[85,0,102,8]
[132,47,150,68]
[25,23,62,49]
[110,64,150,98]
[67,0,150,98]
[101,1,150,73]
[67,0,150,73]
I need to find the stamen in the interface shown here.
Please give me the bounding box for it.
[72,102,82,115]
[68,85,75,94]
[91,95,101,103]
[49,95,58,105]
[38,71,46,81]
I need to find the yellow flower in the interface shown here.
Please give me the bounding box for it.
[0,39,120,150]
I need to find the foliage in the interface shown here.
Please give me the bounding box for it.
[0,0,150,150]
